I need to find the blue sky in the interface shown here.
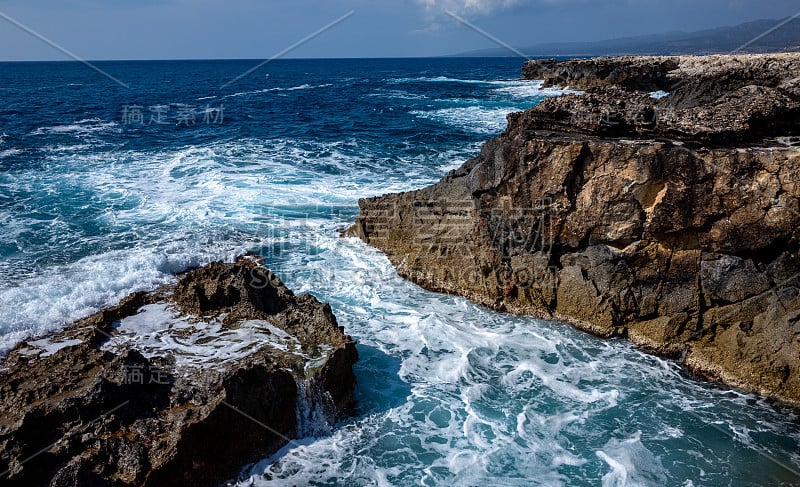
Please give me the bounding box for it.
[0,0,797,60]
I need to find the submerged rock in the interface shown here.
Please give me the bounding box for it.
[351,53,800,406]
[0,257,358,486]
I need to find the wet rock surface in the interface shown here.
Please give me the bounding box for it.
[352,54,800,406]
[0,257,358,486]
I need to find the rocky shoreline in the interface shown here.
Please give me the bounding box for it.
[0,257,358,486]
[351,54,800,406]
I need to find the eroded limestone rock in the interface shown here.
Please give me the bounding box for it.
[352,54,800,406]
[0,257,358,486]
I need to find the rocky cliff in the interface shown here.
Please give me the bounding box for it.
[0,257,358,486]
[351,54,800,406]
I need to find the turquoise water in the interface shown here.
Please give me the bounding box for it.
[0,59,798,486]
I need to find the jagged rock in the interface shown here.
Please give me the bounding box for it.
[351,54,800,406]
[522,56,680,92]
[523,54,800,145]
[0,257,358,487]
[523,54,800,103]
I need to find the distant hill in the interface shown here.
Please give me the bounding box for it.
[454,17,800,57]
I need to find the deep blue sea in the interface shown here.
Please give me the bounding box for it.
[1,58,799,486]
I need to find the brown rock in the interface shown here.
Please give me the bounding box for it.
[0,258,358,487]
[523,54,800,145]
[351,54,800,406]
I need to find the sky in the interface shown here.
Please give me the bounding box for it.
[0,0,797,60]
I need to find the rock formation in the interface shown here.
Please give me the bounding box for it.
[351,54,800,406]
[0,257,358,486]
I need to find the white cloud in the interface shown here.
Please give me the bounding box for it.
[416,0,607,17]
[416,0,526,16]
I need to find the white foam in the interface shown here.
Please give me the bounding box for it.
[40,143,96,153]
[101,303,309,371]
[388,76,504,84]
[0,249,212,356]
[0,135,472,358]
[367,89,429,101]
[30,118,120,136]
[25,337,82,357]
[0,148,22,159]
[411,106,516,134]
[491,79,582,99]
[224,84,332,98]
[596,432,668,487]
[405,78,580,135]
[388,77,579,99]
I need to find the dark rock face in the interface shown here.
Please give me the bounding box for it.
[522,57,680,92]
[0,257,358,486]
[352,54,800,406]
[523,54,800,145]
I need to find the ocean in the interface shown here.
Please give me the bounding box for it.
[1,58,799,486]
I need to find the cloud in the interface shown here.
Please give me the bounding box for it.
[416,0,527,16]
[416,0,625,17]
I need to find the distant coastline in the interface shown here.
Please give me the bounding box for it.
[452,17,800,57]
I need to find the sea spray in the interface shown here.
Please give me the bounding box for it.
[295,377,337,438]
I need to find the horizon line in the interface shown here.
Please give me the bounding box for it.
[2,49,798,64]
[0,55,536,63]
